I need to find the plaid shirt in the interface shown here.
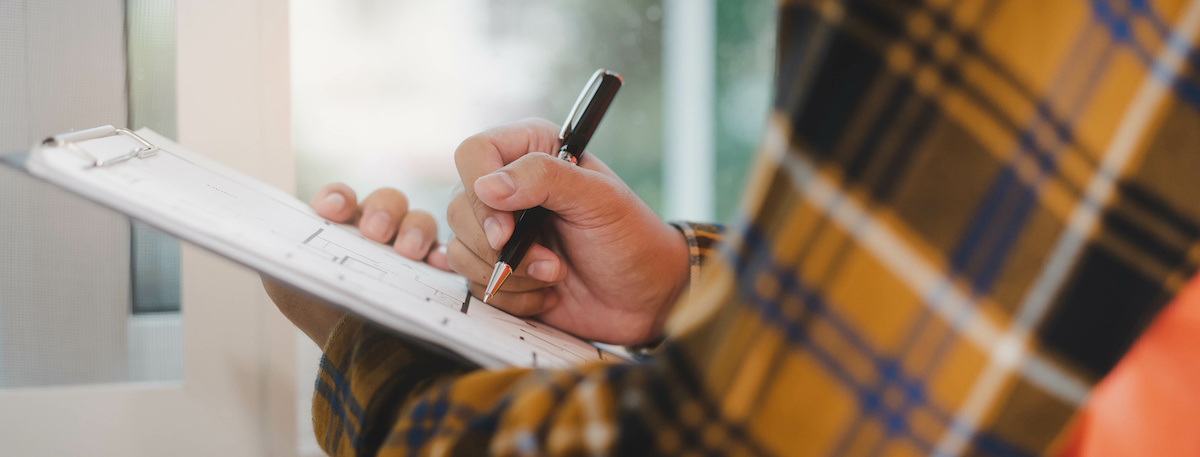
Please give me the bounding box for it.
[313,0,1200,455]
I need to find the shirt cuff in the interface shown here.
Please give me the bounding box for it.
[669,221,725,302]
[321,313,353,355]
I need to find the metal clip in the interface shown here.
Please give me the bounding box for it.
[43,125,160,168]
[556,149,578,165]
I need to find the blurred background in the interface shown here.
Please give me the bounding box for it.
[0,0,775,454]
[292,0,776,226]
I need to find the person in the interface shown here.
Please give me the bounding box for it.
[266,0,1200,455]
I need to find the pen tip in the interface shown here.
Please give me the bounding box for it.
[484,262,512,304]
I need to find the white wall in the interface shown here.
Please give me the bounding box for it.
[0,0,135,389]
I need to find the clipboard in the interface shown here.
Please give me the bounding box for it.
[6,126,628,369]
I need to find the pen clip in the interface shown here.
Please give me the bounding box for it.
[558,69,607,143]
[557,69,622,156]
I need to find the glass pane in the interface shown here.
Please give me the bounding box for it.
[128,0,182,315]
[131,221,182,314]
[714,0,778,221]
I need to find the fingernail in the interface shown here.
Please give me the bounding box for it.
[527,260,556,282]
[318,192,345,213]
[398,228,425,257]
[475,172,516,200]
[364,211,392,240]
[484,217,503,249]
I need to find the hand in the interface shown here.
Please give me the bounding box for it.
[264,183,446,346]
[447,118,689,345]
[306,183,446,265]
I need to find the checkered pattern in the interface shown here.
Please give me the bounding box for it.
[311,0,1200,455]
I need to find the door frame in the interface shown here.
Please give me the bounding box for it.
[0,0,297,455]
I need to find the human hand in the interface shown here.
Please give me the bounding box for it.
[306,183,445,264]
[447,118,689,345]
[264,183,446,346]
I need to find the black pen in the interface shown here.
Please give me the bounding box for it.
[483,69,623,303]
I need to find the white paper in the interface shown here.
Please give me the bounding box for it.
[26,128,617,369]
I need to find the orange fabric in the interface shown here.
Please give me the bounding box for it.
[1061,272,1200,456]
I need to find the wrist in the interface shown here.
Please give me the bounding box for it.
[641,220,692,342]
[665,220,692,307]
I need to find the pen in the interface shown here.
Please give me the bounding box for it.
[483,69,623,303]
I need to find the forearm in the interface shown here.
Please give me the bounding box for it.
[262,276,346,346]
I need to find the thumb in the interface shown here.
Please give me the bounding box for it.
[473,152,626,219]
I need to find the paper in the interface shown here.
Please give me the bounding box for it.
[26,128,615,369]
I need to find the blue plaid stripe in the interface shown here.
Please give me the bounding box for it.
[1093,0,1200,109]
[828,0,1099,177]
[746,4,1119,442]
[726,223,1004,455]
[317,355,365,451]
[313,369,344,451]
[402,381,453,453]
[458,397,511,443]
[943,0,1111,297]
[325,323,396,454]
[897,3,1124,435]
[858,4,1123,452]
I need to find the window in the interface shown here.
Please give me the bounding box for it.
[292,0,776,225]
[128,0,182,315]
[715,0,777,220]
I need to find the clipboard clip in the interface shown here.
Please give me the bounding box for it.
[42,125,160,168]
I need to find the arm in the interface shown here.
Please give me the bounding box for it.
[312,221,730,456]
[262,277,345,346]
[287,119,732,455]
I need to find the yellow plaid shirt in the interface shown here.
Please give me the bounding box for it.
[313,0,1200,455]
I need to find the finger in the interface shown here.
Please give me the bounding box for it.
[427,243,451,271]
[393,209,438,260]
[448,180,510,254]
[467,281,555,316]
[445,238,558,292]
[473,152,629,220]
[358,188,409,243]
[454,118,561,250]
[447,192,564,282]
[310,183,359,223]
[519,243,567,284]
[446,190,500,264]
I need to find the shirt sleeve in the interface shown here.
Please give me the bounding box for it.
[311,222,738,457]
[312,317,477,456]
[669,221,725,302]
[313,316,749,456]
